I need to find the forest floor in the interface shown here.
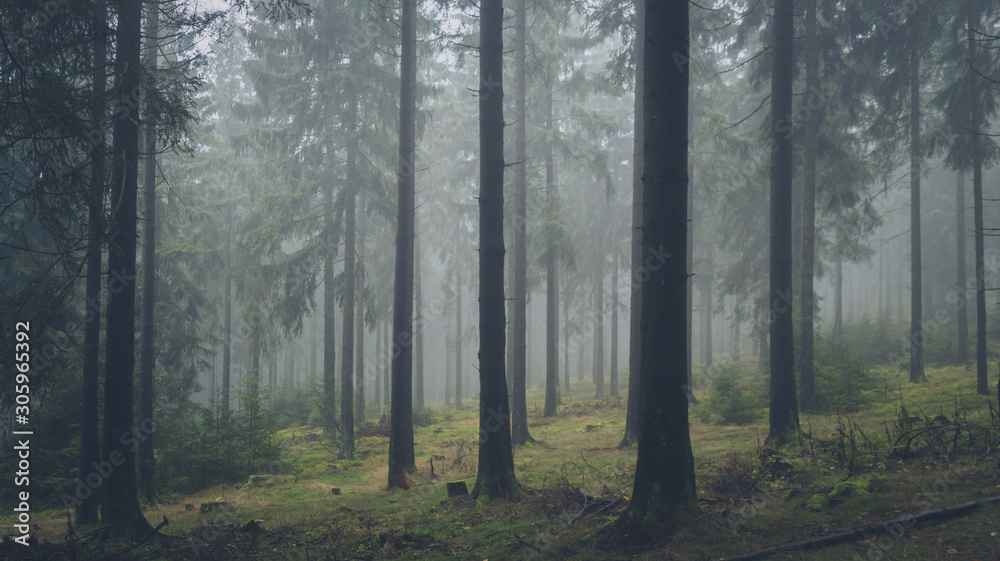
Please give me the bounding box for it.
[17,361,1000,560]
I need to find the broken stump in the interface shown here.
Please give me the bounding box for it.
[447,481,468,497]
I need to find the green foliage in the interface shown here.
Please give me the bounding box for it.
[412,406,437,428]
[700,364,764,425]
[814,337,881,413]
[272,385,315,428]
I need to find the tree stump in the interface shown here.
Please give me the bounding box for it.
[447,481,468,497]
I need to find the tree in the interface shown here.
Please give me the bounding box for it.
[471,0,519,501]
[77,0,107,526]
[102,0,154,533]
[339,61,359,460]
[798,0,821,412]
[767,0,800,445]
[620,0,643,448]
[621,0,698,523]
[907,8,927,384]
[388,0,417,489]
[510,0,534,445]
[137,0,160,505]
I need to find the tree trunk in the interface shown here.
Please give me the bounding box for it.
[455,221,464,409]
[622,0,698,522]
[383,321,390,408]
[834,258,843,341]
[102,0,152,532]
[511,0,533,437]
[686,157,694,398]
[593,213,605,399]
[966,3,988,394]
[610,246,619,398]
[78,0,107,524]
[415,217,425,409]
[223,205,232,409]
[388,0,417,489]
[703,244,714,367]
[356,209,366,421]
[956,171,969,364]
[472,0,519,500]
[137,0,158,505]
[543,73,561,416]
[340,82,358,460]
[445,326,453,406]
[620,0,644,448]
[798,0,820,412]
[323,161,337,439]
[563,293,571,393]
[375,320,383,411]
[909,13,927,384]
[767,0,800,445]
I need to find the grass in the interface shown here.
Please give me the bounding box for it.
[9,360,1000,560]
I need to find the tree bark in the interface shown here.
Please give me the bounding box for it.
[767,0,800,445]
[622,0,698,522]
[956,171,969,364]
[323,159,337,439]
[340,80,358,459]
[593,211,605,399]
[610,245,619,398]
[798,0,820,412]
[455,221,464,409]
[414,217,425,409]
[388,0,417,488]
[472,0,519,500]
[78,0,107,524]
[620,0,644,448]
[968,0,987,395]
[356,210,366,421]
[511,0,532,443]
[909,12,927,384]
[102,0,152,532]
[834,258,843,341]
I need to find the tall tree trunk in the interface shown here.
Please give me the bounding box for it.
[620,0,644,448]
[137,0,158,506]
[767,0,800,445]
[223,205,232,409]
[610,246,619,398]
[287,341,295,390]
[414,218,425,409]
[356,210,366,421]
[563,293,571,393]
[758,285,769,369]
[340,83,358,459]
[455,222,464,409]
[323,163,337,439]
[511,0,533,441]
[310,308,317,384]
[798,0,820,412]
[834,258,843,341]
[703,260,713,367]
[102,0,152,532]
[445,326,452,406]
[383,321,390,408]
[543,71,561,416]
[593,212,605,398]
[623,0,698,522]
[908,12,927,383]
[969,0,988,395]
[956,171,969,364]
[472,0,519,500]
[388,0,417,488]
[78,0,107,524]
[686,157,694,398]
[375,320,383,411]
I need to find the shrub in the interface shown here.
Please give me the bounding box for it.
[703,364,763,425]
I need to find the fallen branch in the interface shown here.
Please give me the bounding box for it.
[722,495,1000,561]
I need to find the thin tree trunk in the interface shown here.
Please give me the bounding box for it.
[593,212,605,399]
[445,326,452,406]
[703,243,714,367]
[414,218,425,409]
[798,0,820,412]
[834,258,843,341]
[686,157,694,398]
[623,0,698,522]
[472,0,519,500]
[223,206,232,409]
[610,246,619,398]
[511,0,532,441]
[340,83,358,459]
[969,0,988,395]
[383,321,390,408]
[563,294,571,394]
[356,209,366,421]
[388,0,417,488]
[767,0,800,445]
[323,163,337,439]
[543,78,560,414]
[620,0,644,448]
[909,12,927,383]
[102,0,152,532]
[78,0,106,524]
[957,171,969,364]
[455,222,464,409]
